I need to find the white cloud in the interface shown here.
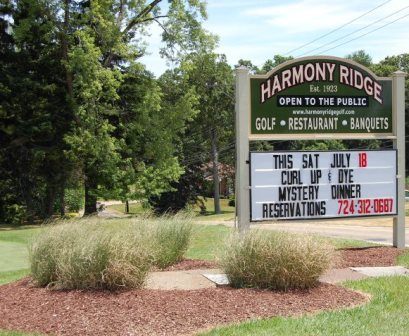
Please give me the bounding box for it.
[141,0,409,76]
[244,0,360,33]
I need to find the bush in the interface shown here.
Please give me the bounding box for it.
[145,213,193,269]
[220,230,334,291]
[29,219,153,290]
[64,188,84,212]
[28,215,194,289]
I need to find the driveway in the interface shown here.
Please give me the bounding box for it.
[251,216,409,246]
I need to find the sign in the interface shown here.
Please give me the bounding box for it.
[250,150,396,221]
[250,57,392,136]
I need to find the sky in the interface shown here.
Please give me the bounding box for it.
[140,0,409,76]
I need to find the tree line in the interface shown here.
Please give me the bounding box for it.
[0,1,408,224]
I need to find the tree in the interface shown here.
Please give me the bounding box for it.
[259,55,293,74]
[346,50,372,68]
[61,0,215,215]
[0,0,73,222]
[372,54,409,175]
[235,59,259,73]
[180,52,234,214]
[146,67,205,213]
[0,0,216,221]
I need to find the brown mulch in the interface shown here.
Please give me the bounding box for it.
[162,259,218,271]
[336,246,406,268]
[0,247,405,336]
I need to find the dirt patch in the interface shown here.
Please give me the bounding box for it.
[0,246,404,336]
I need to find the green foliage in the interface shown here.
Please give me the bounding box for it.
[153,52,235,213]
[63,188,84,212]
[346,50,373,67]
[29,219,153,289]
[259,55,294,74]
[220,230,334,290]
[0,0,72,223]
[290,139,346,151]
[1,0,214,221]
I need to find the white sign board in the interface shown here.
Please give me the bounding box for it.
[250,150,397,221]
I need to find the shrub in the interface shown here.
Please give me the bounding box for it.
[64,188,84,212]
[220,230,334,291]
[147,213,193,269]
[29,219,153,290]
[28,214,194,289]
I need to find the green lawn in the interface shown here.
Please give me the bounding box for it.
[0,226,41,335]
[187,224,231,260]
[0,225,39,281]
[0,242,29,272]
[200,277,409,336]
[106,202,143,214]
[1,220,409,336]
[106,197,236,222]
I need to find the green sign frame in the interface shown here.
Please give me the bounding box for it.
[250,56,392,137]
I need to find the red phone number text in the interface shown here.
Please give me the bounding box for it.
[337,198,394,215]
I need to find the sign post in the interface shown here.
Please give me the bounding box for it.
[393,71,406,248]
[234,56,406,246]
[235,66,250,231]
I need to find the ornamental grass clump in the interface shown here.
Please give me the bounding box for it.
[29,218,153,290]
[147,213,193,269]
[220,230,334,291]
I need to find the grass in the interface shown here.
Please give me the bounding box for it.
[28,216,193,289]
[200,276,409,336]
[0,241,29,271]
[326,237,381,249]
[0,226,40,244]
[220,231,334,290]
[106,198,236,222]
[396,251,409,268]
[29,220,153,289]
[0,219,408,335]
[0,269,30,286]
[187,224,231,260]
[193,198,235,222]
[149,214,193,268]
[0,225,39,284]
[0,226,36,335]
[106,202,143,215]
[0,332,42,336]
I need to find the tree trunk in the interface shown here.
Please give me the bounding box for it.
[211,129,221,214]
[45,184,57,219]
[125,200,129,214]
[84,175,97,215]
[59,184,65,217]
[63,0,73,98]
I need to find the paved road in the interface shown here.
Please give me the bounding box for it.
[200,215,409,246]
[251,216,409,246]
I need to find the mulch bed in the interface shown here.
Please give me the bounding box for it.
[0,246,405,336]
[336,246,406,268]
